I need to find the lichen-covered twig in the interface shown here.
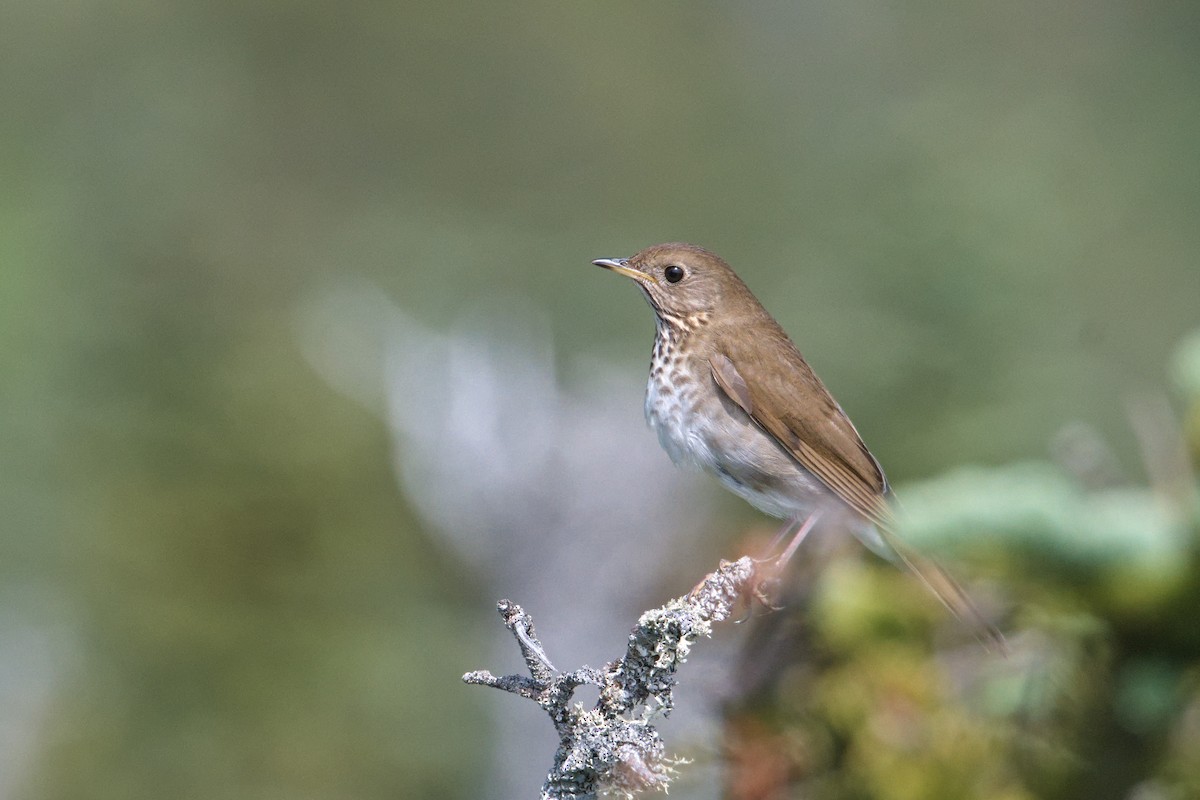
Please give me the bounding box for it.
[463,556,758,799]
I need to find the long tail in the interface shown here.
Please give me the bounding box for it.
[853,521,1007,654]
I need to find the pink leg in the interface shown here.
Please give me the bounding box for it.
[740,510,825,617]
[765,516,801,555]
[774,510,822,567]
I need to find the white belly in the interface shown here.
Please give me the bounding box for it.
[644,369,828,520]
[644,370,708,468]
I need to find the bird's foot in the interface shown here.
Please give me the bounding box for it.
[726,557,786,622]
[734,512,825,620]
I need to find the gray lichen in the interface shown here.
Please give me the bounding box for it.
[463,557,757,799]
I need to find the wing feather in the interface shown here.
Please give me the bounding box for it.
[708,336,1005,652]
[708,328,887,525]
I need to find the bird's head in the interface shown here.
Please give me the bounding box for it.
[593,242,755,321]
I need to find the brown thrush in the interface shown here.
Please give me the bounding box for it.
[594,242,1003,649]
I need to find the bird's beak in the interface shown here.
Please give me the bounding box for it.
[592,258,651,283]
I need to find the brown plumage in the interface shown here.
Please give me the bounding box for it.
[595,242,1003,650]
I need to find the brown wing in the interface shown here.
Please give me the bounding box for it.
[708,331,892,530]
[710,336,1006,652]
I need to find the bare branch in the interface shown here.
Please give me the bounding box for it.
[463,557,759,799]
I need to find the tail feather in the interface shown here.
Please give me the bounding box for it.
[857,521,1007,654]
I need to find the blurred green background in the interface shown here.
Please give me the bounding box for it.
[3,2,1200,799]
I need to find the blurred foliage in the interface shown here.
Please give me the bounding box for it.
[1,1,1199,799]
[723,331,1200,799]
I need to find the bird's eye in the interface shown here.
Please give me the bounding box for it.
[664,265,685,283]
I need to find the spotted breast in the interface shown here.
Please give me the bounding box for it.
[643,311,830,521]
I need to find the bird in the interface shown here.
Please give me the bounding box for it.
[593,242,1003,649]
